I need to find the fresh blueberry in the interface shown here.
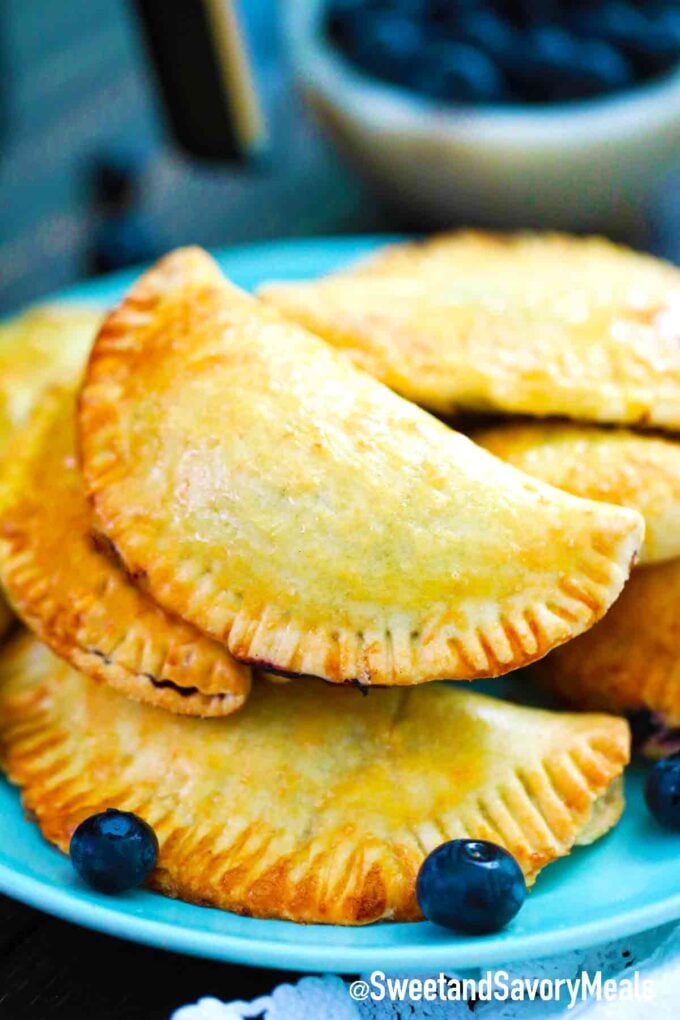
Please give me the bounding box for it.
[410,40,506,102]
[573,41,633,95]
[502,25,631,102]
[458,10,519,61]
[541,39,632,101]
[645,753,680,831]
[569,1,648,47]
[654,2,680,49]
[416,839,526,934]
[342,10,427,85]
[70,809,159,893]
[503,26,579,101]
[326,1,395,53]
[628,17,680,79]
[568,1,678,77]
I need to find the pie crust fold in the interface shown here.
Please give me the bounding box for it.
[0,633,629,924]
[78,248,643,686]
[475,422,680,565]
[260,231,680,428]
[0,387,250,717]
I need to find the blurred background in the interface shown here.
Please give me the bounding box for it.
[0,0,678,314]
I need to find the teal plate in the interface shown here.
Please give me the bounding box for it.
[1,235,679,972]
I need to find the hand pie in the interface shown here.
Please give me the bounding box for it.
[0,304,104,459]
[475,423,680,566]
[0,388,250,717]
[260,231,680,428]
[79,248,643,687]
[0,305,105,652]
[535,560,680,758]
[0,633,629,924]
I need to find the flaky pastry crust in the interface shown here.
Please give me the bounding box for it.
[536,559,680,731]
[261,231,680,428]
[0,634,629,924]
[0,304,103,459]
[475,422,680,565]
[0,304,104,645]
[0,388,250,717]
[78,248,643,687]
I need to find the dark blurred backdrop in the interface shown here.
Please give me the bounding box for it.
[0,0,386,313]
[0,0,678,315]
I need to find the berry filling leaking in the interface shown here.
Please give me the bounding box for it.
[628,710,680,758]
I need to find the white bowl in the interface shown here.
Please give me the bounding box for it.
[283,0,680,231]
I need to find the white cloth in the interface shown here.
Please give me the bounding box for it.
[172,922,680,1020]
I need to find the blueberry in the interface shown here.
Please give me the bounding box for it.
[654,2,680,45]
[574,41,633,95]
[416,839,526,934]
[569,1,679,77]
[569,1,648,46]
[410,40,506,102]
[70,809,159,893]
[458,10,519,61]
[502,25,631,102]
[630,17,680,79]
[544,40,632,100]
[503,26,579,101]
[340,9,427,85]
[645,753,680,831]
[326,2,396,53]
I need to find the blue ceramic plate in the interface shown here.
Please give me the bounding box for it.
[1,235,679,972]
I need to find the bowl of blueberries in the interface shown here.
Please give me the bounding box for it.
[283,0,680,230]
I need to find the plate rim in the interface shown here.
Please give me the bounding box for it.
[2,849,680,973]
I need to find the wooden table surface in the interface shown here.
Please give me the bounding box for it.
[0,894,313,1019]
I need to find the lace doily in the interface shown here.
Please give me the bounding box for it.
[172,922,680,1020]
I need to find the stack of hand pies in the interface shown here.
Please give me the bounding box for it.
[0,232,678,926]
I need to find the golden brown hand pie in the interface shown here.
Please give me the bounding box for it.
[535,559,680,758]
[0,633,629,924]
[260,231,680,427]
[79,247,643,687]
[0,305,105,652]
[0,388,250,717]
[474,423,680,566]
[0,304,104,459]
